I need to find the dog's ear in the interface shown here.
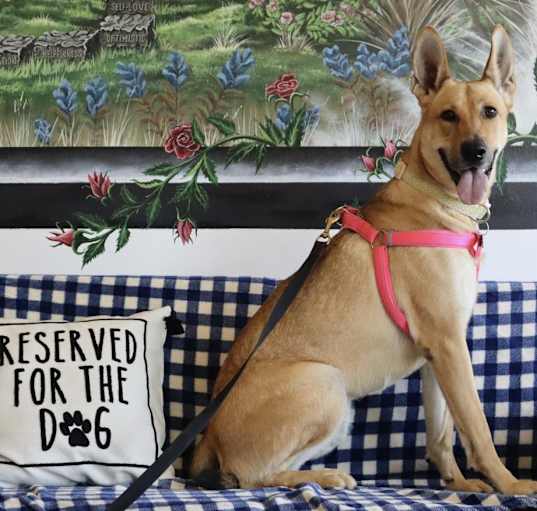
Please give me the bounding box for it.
[411,26,451,107]
[482,25,516,110]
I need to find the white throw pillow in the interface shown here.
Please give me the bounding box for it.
[0,307,174,486]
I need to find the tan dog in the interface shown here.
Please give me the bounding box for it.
[191,26,537,495]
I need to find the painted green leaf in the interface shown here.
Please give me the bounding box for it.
[254,144,267,173]
[116,221,130,253]
[507,113,517,134]
[76,213,107,231]
[120,185,138,205]
[191,118,206,145]
[144,163,177,177]
[207,115,236,136]
[146,193,162,227]
[496,151,508,191]
[72,230,91,255]
[285,106,307,146]
[82,238,106,267]
[134,179,164,189]
[259,119,283,145]
[202,155,218,185]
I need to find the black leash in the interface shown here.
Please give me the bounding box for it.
[108,240,327,510]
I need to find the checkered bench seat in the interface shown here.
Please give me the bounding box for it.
[0,275,536,511]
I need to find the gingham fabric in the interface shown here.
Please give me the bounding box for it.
[0,275,536,511]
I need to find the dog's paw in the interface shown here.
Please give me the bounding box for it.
[313,469,357,490]
[446,478,493,493]
[501,479,537,495]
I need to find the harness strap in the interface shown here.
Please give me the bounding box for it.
[373,246,410,336]
[340,207,483,338]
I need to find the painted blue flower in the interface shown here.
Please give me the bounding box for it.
[303,105,321,129]
[53,79,78,115]
[322,45,353,81]
[384,26,411,77]
[162,52,189,90]
[217,48,255,89]
[354,44,384,79]
[84,77,108,118]
[354,26,410,79]
[116,62,146,98]
[34,118,52,145]
[275,103,293,130]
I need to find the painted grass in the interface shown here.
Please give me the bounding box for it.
[0,0,343,147]
[0,0,104,34]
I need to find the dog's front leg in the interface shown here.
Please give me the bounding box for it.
[421,364,493,492]
[419,334,537,495]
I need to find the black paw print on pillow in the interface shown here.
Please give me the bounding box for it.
[60,411,92,447]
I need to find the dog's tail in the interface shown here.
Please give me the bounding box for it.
[189,436,239,490]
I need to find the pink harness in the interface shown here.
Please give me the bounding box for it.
[339,206,484,337]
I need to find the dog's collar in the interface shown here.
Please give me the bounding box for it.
[394,160,491,226]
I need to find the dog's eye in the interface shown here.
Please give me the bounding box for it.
[440,110,458,122]
[483,106,497,119]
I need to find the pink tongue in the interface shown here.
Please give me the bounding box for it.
[457,170,487,204]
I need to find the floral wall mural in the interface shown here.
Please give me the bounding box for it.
[1,0,537,148]
[1,0,536,266]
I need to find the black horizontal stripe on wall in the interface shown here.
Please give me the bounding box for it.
[0,182,535,229]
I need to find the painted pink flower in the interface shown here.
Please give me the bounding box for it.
[174,219,194,245]
[339,2,354,16]
[265,73,299,100]
[47,228,74,247]
[164,123,202,160]
[267,0,278,12]
[361,155,376,173]
[384,140,397,159]
[333,14,344,26]
[321,10,337,24]
[280,11,294,25]
[88,171,112,200]
[248,0,264,8]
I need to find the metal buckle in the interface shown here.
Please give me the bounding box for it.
[318,206,344,243]
[370,230,392,248]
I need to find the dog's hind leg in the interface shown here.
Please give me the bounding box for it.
[205,361,356,489]
[421,365,493,493]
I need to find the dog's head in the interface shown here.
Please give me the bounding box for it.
[411,25,516,205]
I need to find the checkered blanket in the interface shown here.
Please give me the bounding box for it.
[0,275,536,510]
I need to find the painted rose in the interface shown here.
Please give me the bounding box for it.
[175,219,194,245]
[280,11,294,25]
[361,155,376,172]
[88,171,112,200]
[265,73,299,100]
[339,2,355,16]
[267,0,278,12]
[321,10,337,24]
[164,123,202,160]
[248,0,264,8]
[47,228,75,247]
[334,14,344,26]
[384,140,397,159]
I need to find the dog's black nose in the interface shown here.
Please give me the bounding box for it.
[461,138,487,164]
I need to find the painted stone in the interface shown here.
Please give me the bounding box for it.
[99,14,156,49]
[33,31,100,61]
[0,35,35,67]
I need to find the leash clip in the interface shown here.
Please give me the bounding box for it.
[318,206,344,243]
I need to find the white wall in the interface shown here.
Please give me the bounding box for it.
[1,229,536,281]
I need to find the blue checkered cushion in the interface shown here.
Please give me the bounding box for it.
[0,276,536,510]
